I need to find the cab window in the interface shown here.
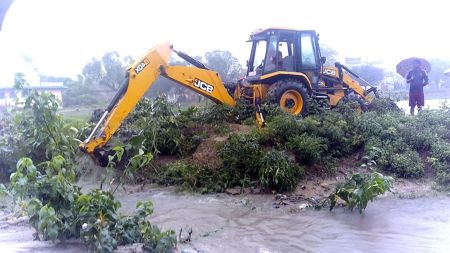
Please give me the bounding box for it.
[278,32,295,72]
[248,40,267,76]
[300,33,318,68]
[263,35,279,74]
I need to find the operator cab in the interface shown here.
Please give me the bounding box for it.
[246,28,324,85]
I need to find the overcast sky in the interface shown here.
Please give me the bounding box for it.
[0,0,449,83]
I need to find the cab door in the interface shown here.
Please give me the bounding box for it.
[296,31,322,86]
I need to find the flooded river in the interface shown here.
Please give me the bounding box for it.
[3,185,448,253]
[119,188,450,253]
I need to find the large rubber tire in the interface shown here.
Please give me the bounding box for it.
[268,79,310,116]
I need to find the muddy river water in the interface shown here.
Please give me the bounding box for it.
[120,188,450,253]
[2,185,449,253]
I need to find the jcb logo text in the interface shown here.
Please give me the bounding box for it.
[194,79,214,93]
[134,58,150,75]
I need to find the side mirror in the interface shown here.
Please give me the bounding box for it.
[246,60,249,67]
[321,56,326,64]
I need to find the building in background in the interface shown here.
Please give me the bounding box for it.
[0,81,65,107]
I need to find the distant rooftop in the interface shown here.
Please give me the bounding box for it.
[0,81,65,90]
[38,81,65,88]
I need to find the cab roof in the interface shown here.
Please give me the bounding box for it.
[251,27,311,36]
[249,28,317,41]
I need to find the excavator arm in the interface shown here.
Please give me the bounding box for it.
[80,42,236,155]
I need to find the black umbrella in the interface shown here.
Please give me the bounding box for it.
[0,0,14,31]
[396,57,431,78]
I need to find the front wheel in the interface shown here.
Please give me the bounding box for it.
[268,80,310,116]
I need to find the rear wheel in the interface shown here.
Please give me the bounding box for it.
[268,79,310,116]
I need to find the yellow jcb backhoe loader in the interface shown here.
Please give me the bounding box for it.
[80,28,378,164]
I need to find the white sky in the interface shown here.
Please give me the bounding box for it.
[0,0,449,82]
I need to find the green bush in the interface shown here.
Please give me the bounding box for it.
[10,157,80,241]
[389,150,424,178]
[367,97,402,114]
[287,133,328,165]
[125,97,219,157]
[127,97,186,156]
[429,141,450,188]
[4,157,176,253]
[75,190,121,251]
[329,172,394,213]
[366,138,423,178]
[267,113,302,144]
[197,103,235,124]
[300,111,359,157]
[8,91,79,164]
[259,150,303,192]
[357,110,429,179]
[218,133,264,187]
[162,161,223,193]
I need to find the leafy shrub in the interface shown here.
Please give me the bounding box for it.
[76,192,176,253]
[10,157,80,241]
[218,133,264,187]
[75,190,121,251]
[306,97,329,115]
[0,91,82,182]
[231,99,255,123]
[0,110,23,180]
[401,121,437,151]
[124,98,153,125]
[259,150,303,192]
[162,161,223,193]
[309,111,361,156]
[260,102,286,121]
[366,139,423,178]
[17,91,79,162]
[198,103,235,124]
[267,113,303,144]
[4,157,176,253]
[125,96,208,157]
[329,172,394,213]
[194,100,254,125]
[357,110,433,179]
[429,141,450,188]
[127,97,185,156]
[389,150,424,178]
[287,133,328,165]
[367,97,402,114]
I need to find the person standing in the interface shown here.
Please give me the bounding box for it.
[406,59,428,115]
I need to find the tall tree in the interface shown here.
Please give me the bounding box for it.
[204,50,244,83]
[14,72,28,89]
[82,51,133,91]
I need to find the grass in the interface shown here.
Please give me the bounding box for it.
[59,105,101,121]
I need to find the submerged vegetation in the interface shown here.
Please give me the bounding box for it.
[328,172,394,213]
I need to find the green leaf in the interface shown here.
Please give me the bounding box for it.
[47,227,58,242]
